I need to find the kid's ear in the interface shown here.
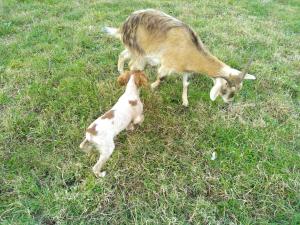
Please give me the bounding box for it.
[140,71,149,87]
[134,71,148,87]
[117,71,131,86]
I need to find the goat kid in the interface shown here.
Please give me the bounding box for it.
[104,9,256,106]
[79,70,148,177]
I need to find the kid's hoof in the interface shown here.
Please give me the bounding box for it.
[126,123,135,131]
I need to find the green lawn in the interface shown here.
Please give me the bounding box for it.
[1,0,299,224]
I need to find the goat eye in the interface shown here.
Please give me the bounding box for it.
[228,92,235,98]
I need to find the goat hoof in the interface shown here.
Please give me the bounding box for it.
[182,102,189,107]
[100,171,106,177]
[150,82,159,90]
[93,170,106,178]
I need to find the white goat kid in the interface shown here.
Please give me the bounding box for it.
[79,71,148,177]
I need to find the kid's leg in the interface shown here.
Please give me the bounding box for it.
[92,141,115,177]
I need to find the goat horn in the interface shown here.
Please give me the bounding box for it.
[239,53,255,80]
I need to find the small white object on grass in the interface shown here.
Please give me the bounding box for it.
[211,152,217,160]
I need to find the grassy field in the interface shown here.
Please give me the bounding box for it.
[1,0,299,224]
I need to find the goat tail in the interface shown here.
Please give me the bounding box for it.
[79,138,88,149]
[102,26,121,39]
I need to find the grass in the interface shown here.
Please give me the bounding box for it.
[0,0,299,224]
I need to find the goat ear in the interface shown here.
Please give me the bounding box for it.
[244,73,256,80]
[210,79,222,101]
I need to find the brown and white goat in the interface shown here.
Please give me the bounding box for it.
[80,70,147,177]
[104,9,256,106]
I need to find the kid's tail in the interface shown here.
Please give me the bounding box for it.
[79,138,88,149]
[102,26,121,39]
